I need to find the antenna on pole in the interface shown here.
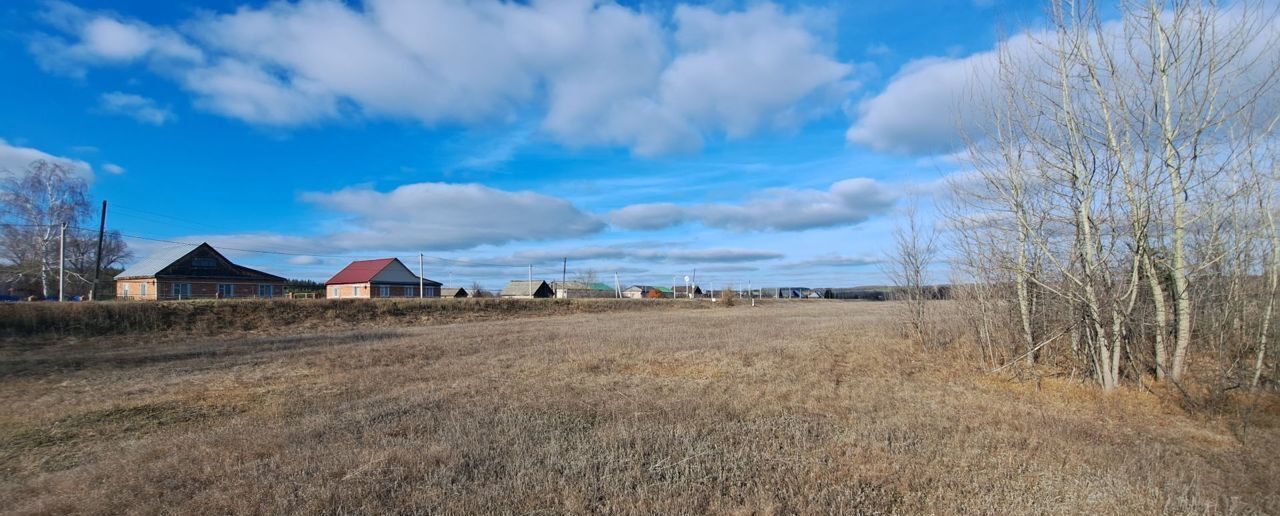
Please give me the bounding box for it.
[419,253,424,299]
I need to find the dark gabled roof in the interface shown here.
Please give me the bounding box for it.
[116,243,284,282]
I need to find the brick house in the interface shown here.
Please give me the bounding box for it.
[115,243,286,300]
[325,258,441,299]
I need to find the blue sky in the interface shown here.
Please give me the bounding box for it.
[0,0,1050,289]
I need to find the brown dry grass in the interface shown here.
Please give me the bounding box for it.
[1,301,1276,514]
[0,297,689,342]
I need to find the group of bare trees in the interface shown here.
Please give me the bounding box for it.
[943,0,1279,390]
[0,160,129,299]
[886,201,940,349]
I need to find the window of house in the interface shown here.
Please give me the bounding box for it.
[332,287,339,298]
[218,284,234,298]
[192,258,217,268]
[123,284,131,297]
[379,285,390,297]
[140,283,147,297]
[427,287,437,297]
[258,284,274,297]
[353,286,362,297]
[405,286,416,298]
[172,283,191,299]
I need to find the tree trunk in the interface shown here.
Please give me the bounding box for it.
[1144,253,1170,380]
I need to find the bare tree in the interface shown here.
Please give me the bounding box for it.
[950,0,1280,389]
[1,161,91,297]
[1255,169,1279,388]
[886,200,939,348]
[0,161,131,299]
[573,268,599,287]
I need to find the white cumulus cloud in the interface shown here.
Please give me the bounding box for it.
[299,182,606,251]
[31,0,857,156]
[0,138,94,180]
[31,1,202,76]
[847,7,1280,155]
[99,92,175,125]
[609,178,898,232]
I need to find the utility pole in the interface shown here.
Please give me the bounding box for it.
[691,269,697,299]
[614,271,620,298]
[562,257,567,285]
[528,265,533,297]
[419,253,424,298]
[749,280,755,307]
[91,200,107,301]
[58,222,67,302]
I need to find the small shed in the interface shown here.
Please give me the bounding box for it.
[501,280,554,298]
[440,287,469,298]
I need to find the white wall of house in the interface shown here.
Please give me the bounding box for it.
[372,261,424,284]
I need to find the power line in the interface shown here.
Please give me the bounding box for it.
[110,204,233,233]
[3,222,613,275]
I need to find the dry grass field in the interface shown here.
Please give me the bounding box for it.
[1,301,1277,514]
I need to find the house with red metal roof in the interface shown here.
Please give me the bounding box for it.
[324,258,441,299]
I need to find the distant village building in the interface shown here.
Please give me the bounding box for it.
[828,287,889,301]
[672,285,704,298]
[439,287,469,298]
[325,258,441,299]
[707,289,734,299]
[622,285,671,299]
[115,243,285,300]
[551,281,615,299]
[771,287,807,299]
[501,280,554,298]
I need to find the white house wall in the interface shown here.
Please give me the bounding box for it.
[371,260,425,284]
